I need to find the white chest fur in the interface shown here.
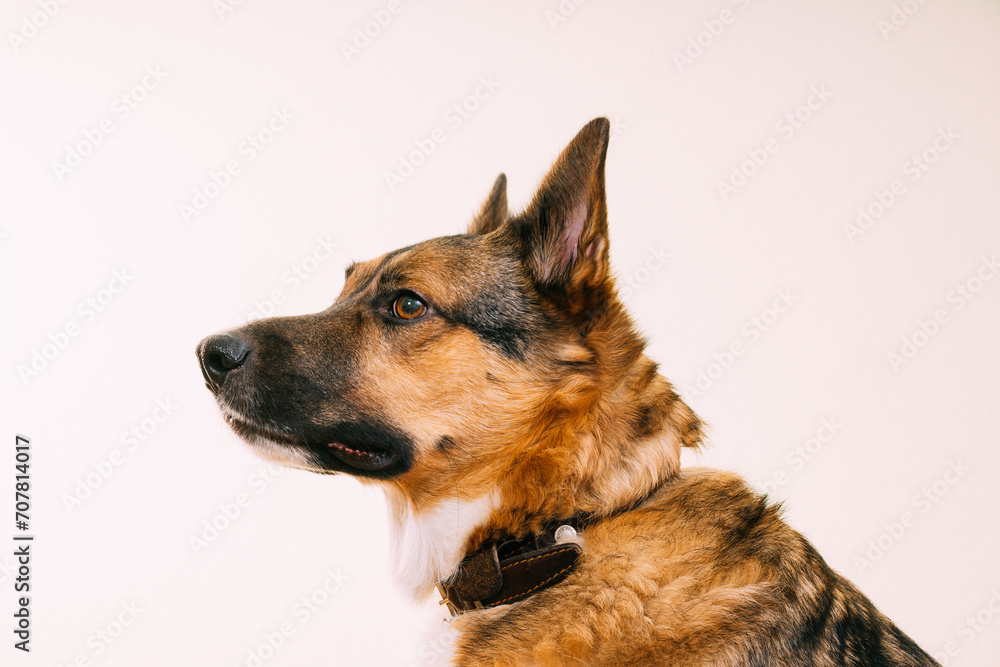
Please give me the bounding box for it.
[385,492,497,600]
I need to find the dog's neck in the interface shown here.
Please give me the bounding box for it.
[383,347,702,601]
[474,353,701,541]
[460,288,701,535]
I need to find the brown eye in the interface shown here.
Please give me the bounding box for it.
[392,295,427,320]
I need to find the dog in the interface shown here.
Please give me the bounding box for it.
[197,118,939,666]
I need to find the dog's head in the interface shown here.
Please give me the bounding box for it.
[197,118,702,591]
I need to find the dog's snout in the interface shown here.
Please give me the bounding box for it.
[198,334,251,389]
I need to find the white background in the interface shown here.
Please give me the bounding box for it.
[2,1,999,665]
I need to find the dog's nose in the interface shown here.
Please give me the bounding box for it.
[198,334,251,389]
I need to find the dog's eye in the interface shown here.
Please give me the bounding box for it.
[392,295,427,320]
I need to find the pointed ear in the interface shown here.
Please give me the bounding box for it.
[467,173,508,235]
[516,118,611,301]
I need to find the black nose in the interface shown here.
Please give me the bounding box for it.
[198,334,251,389]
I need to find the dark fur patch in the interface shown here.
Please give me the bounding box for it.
[440,241,547,360]
[445,289,538,359]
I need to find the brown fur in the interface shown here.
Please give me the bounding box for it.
[197,118,938,666]
[453,469,934,666]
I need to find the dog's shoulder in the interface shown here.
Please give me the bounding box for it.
[454,470,798,664]
[453,469,937,666]
[592,467,790,554]
[585,467,826,611]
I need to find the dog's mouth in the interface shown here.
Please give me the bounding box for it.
[323,441,395,471]
[222,410,407,477]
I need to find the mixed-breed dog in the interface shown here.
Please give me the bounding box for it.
[197,119,939,665]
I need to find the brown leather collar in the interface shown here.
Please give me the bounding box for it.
[437,483,672,616]
[437,519,584,616]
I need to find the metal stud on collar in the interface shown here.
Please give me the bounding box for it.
[553,524,577,543]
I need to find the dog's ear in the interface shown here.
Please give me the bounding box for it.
[515,117,611,304]
[467,173,508,236]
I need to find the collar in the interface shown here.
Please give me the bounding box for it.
[436,518,584,616]
[436,480,672,616]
